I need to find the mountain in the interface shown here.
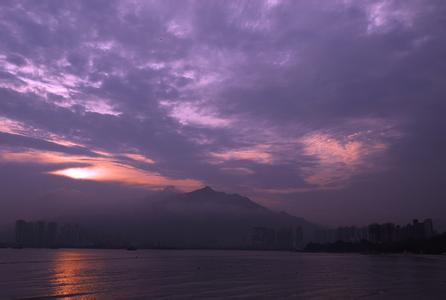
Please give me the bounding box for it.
[150,186,269,216]
[33,187,320,250]
[124,186,320,249]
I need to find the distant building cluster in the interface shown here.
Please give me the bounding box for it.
[251,226,304,250]
[315,219,435,244]
[9,218,439,251]
[15,220,86,248]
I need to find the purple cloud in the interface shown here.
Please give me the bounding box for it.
[0,0,445,225]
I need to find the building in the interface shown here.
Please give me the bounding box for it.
[251,227,275,249]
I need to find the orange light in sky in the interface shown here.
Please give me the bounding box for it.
[52,167,101,180]
[0,149,202,191]
[299,132,387,187]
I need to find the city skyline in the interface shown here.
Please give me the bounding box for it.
[0,0,445,227]
[8,215,440,251]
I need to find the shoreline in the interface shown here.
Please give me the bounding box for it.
[1,246,445,256]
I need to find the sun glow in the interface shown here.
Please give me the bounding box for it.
[0,149,202,190]
[53,168,100,180]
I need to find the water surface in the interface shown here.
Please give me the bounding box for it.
[1,249,446,299]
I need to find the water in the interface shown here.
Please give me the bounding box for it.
[1,249,446,299]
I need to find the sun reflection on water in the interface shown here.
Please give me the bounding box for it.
[50,250,97,298]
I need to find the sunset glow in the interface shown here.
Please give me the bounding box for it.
[0,149,201,191]
[300,132,388,187]
[51,168,101,180]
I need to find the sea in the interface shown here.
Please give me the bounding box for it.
[1,249,446,299]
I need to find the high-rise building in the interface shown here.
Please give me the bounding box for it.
[252,227,275,249]
[380,223,396,243]
[368,223,381,243]
[36,221,46,247]
[276,227,294,250]
[423,219,434,239]
[46,222,58,247]
[295,226,304,249]
[15,220,27,246]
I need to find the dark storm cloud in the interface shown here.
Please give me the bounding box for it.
[0,0,444,225]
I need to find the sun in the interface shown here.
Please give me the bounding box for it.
[52,167,99,180]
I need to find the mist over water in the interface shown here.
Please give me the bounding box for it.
[1,249,446,299]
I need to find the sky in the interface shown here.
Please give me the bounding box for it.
[0,0,445,226]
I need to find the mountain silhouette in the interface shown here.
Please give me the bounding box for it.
[152,186,268,215]
[132,186,319,248]
[60,187,320,249]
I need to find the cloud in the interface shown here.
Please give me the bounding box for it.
[160,101,232,128]
[0,0,444,224]
[123,153,155,165]
[0,54,121,116]
[365,0,417,34]
[210,146,273,164]
[0,116,84,148]
[0,148,201,191]
[299,131,387,187]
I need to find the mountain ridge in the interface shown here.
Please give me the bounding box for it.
[20,186,321,249]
